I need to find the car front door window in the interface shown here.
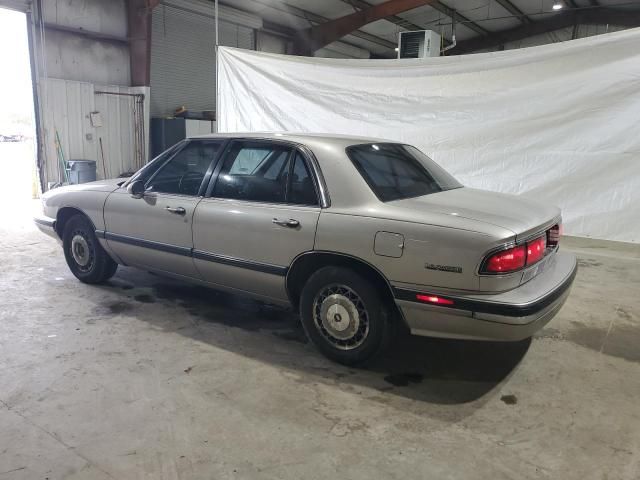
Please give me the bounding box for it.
[146,141,222,196]
[212,142,293,203]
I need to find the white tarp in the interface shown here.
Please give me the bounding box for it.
[217,29,640,243]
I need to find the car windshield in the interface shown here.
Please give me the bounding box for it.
[346,143,462,202]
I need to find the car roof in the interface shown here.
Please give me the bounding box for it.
[187,132,408,209]
[188,132,398,146]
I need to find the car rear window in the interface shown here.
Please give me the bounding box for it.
[346,143,462,202]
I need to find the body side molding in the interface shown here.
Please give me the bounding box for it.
[99,230,288,276]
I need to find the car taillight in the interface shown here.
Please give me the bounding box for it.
[484,245,526,273]
[547,224,561,247]
[526,236,546,265]
[482,234,548,274]
[416,294,454,306]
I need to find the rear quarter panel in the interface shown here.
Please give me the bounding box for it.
[315,212,506,292]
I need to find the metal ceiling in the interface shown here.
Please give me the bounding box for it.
[222,0,640,56]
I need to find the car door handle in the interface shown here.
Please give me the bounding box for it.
[272,218,300,228]
[165,206,186,215]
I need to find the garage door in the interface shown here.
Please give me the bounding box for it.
[150,2,255,117]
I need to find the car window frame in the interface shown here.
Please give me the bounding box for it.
[141,139,228,198]
[124,140,187,187]
[287,149,321,207]
[205,139,326,208]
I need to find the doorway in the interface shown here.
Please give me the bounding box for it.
[0,6,38,225]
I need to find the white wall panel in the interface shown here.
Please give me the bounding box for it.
[40,78,149,187]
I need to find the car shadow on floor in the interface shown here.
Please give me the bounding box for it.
[99,268,531,412]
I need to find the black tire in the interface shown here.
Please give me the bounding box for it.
[62,214,117,284]
[299,266,393,365]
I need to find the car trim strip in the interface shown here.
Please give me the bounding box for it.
[192,250,288,276]
[98,230,288,276]
[393,261,577,317]
[102,231,192,257]
[34,217,55,228]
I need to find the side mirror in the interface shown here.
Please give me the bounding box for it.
[127,180,145,199]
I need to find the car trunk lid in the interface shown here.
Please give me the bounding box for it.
[390,187,560,240]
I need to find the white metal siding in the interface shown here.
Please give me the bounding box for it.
[40,78,150,187]
[150,3,255,117]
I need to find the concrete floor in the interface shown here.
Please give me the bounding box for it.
[1,197,639,479]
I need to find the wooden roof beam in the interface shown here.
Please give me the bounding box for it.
[245,0,397,52]
[341,0,425,31]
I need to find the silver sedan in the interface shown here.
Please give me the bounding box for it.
[35,133,577,364]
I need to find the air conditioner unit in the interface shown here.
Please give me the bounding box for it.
[397,30,441,58]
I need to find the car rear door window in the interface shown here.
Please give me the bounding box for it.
[212,142,293,203]
[289,152,319,206]
[146,140,222,196]
[346,143,462,202]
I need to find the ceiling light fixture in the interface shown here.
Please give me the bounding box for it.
[552,0,563,10]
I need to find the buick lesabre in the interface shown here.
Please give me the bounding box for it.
[35,133,577,364]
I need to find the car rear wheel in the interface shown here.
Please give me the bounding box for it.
[63,214,117,284]
[300,266,392,365]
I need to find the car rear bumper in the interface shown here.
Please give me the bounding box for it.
[34,215,59,240]
[393,251,577,341]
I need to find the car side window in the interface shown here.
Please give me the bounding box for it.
[146,141,221,196]
[289,152,319,206]
[212,142,293,203]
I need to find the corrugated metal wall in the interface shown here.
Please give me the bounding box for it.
[40,79,149,186]
[150,2,255,117]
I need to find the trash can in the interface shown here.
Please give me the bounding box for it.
[67,160,97,184]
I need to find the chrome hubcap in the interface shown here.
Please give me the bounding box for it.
[313,285,369,350]
[71,234,90,267]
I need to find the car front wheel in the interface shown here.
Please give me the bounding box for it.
[63,214,117,284]
[300,266,392,365]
